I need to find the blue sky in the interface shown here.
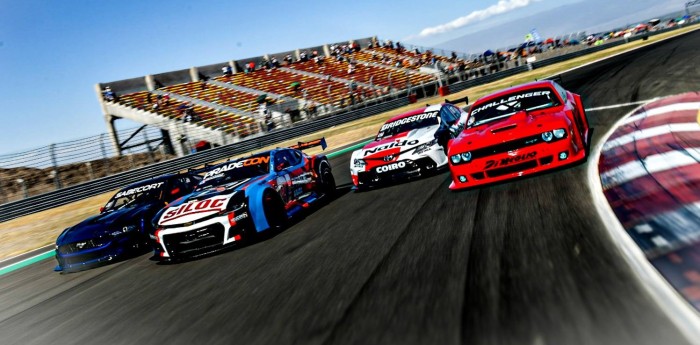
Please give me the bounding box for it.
[0,0,686,155]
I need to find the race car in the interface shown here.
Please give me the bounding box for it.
[447,80,590,190]
[350,100,468,189]
[151,138,335,261]
[54,173,201,272]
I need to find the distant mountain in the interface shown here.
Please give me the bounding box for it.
[434,1,685,54]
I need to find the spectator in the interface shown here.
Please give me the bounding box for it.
[245,61,255,73]
[299,50,308,62]
[347,61,356,74]
[183,102,199,122]
[283,54,293,65]
[270,56,280,69]
[222,65,232,76]
[102,86,117,101]
[311,50,319,58]
[451,51,458,62]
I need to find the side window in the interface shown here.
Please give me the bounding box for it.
[274,151,293,171]
[439,106,458,125]
[289,150,302,165]
[552,83,567,103]
[447,105,463,121]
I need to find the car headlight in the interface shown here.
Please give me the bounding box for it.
[413,139,438,155]
[353,158,366,168]
[450,152,471,164]
[552,128,567,139]
[542,131,553,142]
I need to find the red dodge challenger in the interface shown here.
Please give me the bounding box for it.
[447,80,589,190]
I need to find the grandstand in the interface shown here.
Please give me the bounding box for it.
[96,36,481,157]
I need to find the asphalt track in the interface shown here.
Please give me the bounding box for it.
[1,31,700,345]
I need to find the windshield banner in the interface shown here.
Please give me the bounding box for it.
[471,90,552,115]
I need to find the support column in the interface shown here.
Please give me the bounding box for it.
[189,66,200,82]
[323,44,331,57]
[104,115,122,157]
[145,75,155,91]
[229,60,238,74]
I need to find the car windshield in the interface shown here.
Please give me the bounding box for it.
[196,155,270,190]
[103,181,166,211]
[375,110,439,140]
[468,88,561,127]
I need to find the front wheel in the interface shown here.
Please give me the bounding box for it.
[319,165,336,197]
[263,189,287,231]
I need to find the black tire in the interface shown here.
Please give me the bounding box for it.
[262,189,287,231]
[319,164,336,197]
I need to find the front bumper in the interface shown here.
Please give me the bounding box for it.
[448,137,586,190]
[353,156,444,188]
[155,209,254,260]
[55,234,147,272]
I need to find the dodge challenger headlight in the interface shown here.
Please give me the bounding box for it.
[552,128,567,139]
[450,152,471,164]
[542,131,554,142]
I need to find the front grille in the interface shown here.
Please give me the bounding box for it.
[471,134,541,159]
[58,239,109,254]
[485,160,538,178]
[163,223,225,257]
[60,250,109,265]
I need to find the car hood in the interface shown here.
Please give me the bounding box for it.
[57,203,154,245]
[357,125,438,160]
[157,178,254,226]
[451,110,567,152]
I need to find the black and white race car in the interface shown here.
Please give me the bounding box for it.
[350,101,468,189]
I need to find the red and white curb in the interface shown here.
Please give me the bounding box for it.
[590,92,700,343]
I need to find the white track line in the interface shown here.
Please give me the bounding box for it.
[601,146,700,188]
[623,102,700,124]
[587,100,700,344]
[603,122,700,151]
[585,99,659,112]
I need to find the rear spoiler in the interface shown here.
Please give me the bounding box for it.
[289,137,327,151]
[185,164,213,175]
[444,96,469,105]
[543,75,564,85]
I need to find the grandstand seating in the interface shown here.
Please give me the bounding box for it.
[287,58,435,89]
[161,82,275,113]
[109,91,259,137]
[105,41,465,140]
[215,68,352,107]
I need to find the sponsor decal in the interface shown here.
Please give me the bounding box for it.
[484,152,537,169]
[233,212,248,222]
[161,197,227,223]
[364,140,419,156]
[383,155,395,162]
[376,161,407,173]
[203,157,270,180]
[115,182,164,198]
[471,90,552,115]
[380,112,438,131]
[291,172,313,185]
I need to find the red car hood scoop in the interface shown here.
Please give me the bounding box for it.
[490,123,517,133]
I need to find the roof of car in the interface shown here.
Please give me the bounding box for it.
[120,173,181,190]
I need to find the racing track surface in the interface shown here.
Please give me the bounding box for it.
[1,31,700,345]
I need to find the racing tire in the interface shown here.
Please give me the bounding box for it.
[319,165,336,198]
[263,189,287,231]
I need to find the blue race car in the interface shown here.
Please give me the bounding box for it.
[151,138,335,261]
[54,173,201,272]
